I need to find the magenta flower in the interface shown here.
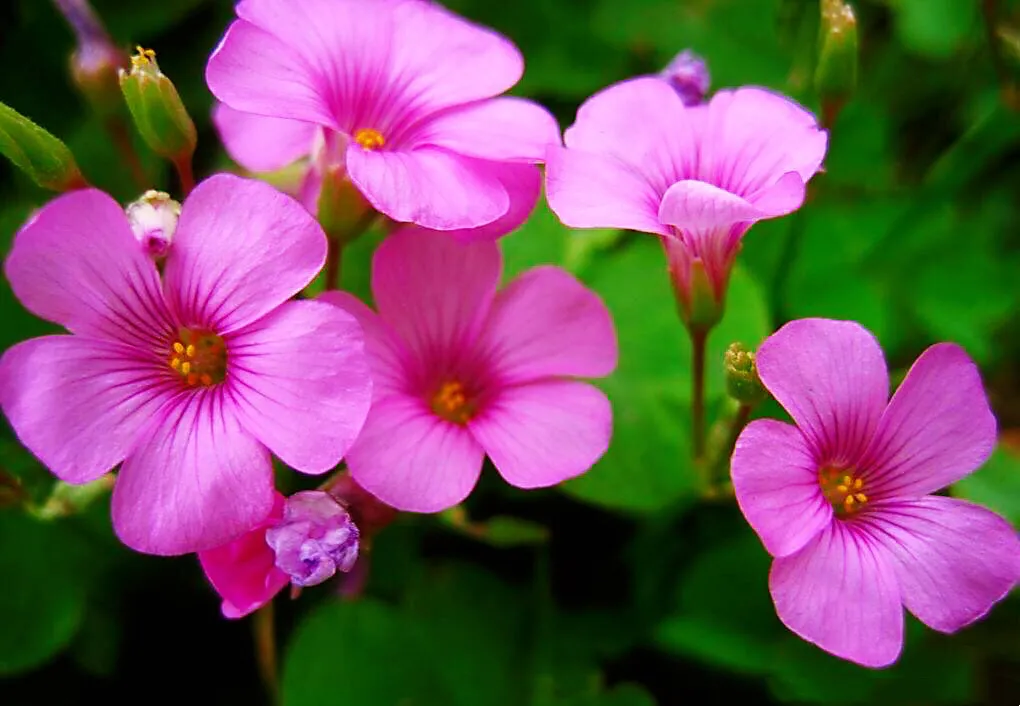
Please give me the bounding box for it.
[206,0,560,231]
[545,78,827,321]
[0,174,372,555]
[731,318,1020,668]
[199,489,360,617]
[319,228,618,512]
[199,492,290,619]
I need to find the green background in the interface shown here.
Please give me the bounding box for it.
[1,0,1019,703]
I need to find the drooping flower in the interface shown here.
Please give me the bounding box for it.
[731,318,1020,668]
[199,490,361,617]
[205,0,560,232]
[545,78,827,326]
[320,228,618,512]
[0,174,373,555]
[659,49,710,106]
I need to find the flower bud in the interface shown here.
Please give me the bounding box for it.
[317,165,374,244]
[0,102,86,191]
[119,47,197,161]
[659,49,710,106]
[265,491,360,588]
[126,189,180,259]
[724,342,766,406]
[815,0,858,125]
[53,0,125,119]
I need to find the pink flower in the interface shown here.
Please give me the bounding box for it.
[545,78,827,321]
[199,489,361,618]
[731,318,1020,668]
[205,0,560,232]
[0,174,373,555]
[320,228,618,512]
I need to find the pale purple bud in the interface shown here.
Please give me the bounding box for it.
[125,190,179,259]
[660,49,710,106]
[265,491,360,588]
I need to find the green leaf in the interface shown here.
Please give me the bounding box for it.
[891,0,981,59]
[282,598,447,706]
[0,511,87,674]
[561,238,769,513]
[0,101,83,191]
[556,683,657,706]
[953,446,1020,524]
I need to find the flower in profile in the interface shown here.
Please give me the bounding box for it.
[659,49,710,106]
[545,78,826,327]
[205,0,559,232]
[199,490,360,617]
[0,174,372,555]
[731,318,1020,667]
[320,228,618,512]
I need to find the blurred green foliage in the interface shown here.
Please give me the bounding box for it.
[1,0,1019,704]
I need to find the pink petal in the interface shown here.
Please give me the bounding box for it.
[164,174,326,334]
[213,103,317,173]
[731,419,832,558]
[861,497,1020,634]
[206,20,336,128]
[346,146,509,230]
[477,266,617,383]
[198,493,289,619]
[770,522,903,668]
[562,77,693,189]
[468,380,612,489]
[111,393,274,555]
[545,147,669,235]
[317,291,411,396]
[860,343,997,498]
[371,228,500,363]
[346,394,484,512]
[443,162,542,243]
[0,336,169,484]
[746,171,808,218]
[756,318,889,465]
[4,189,172,348]
[699,87,827,199]
[658,179,764,231]
[413,97,560,163]
[228,300,373,474]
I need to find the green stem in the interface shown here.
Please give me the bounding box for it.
[324,236,344,290]
[691,327,708,462]
[711,403,753,493]
[253,601,279,705]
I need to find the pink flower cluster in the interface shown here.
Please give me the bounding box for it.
[1,0,1016,667]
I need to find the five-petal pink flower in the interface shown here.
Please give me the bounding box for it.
[206,0,560,232]
[731,318,1020,668]
[0,174,372,555]
[545,78,827,320]
[320,228,618,512]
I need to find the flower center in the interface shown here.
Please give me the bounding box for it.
[168,328,227,387]
[354,128,385,150]
[430,380,476,424]
[819,465,869,515]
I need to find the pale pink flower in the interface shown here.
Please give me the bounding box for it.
[731,318,1020,667]
[199,489,360,617]
[0,174,372,555]
[546,78,826,320]
[320,228,618,512]
[206,0,559,232]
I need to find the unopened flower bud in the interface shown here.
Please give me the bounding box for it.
[0,102,86,191]
[119,47,197,161]
[815,0,858,125]
[265,491,360,588]
[53,0,125,118]
[317,165,374,243]
[126,190,180,259]
[660,49,710,106]
[724,342,766,406]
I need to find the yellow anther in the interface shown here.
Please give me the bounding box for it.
[842,475,852,485]
[354,128,386,151]
[819,465,870,516]
[836,484,848,493]
[853,478,863,490]
[430,379,476,424]
[185,344,196,357]
[855,493,867,503]
[181,361,191,375]
[173,342,185,354]
[131,46,157,69]
[170,358,181,371]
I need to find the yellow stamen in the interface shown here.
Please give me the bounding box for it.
[430,380,476,424]
[818,465,870,516]
[354,128,386,151]
[167,328,227,387]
